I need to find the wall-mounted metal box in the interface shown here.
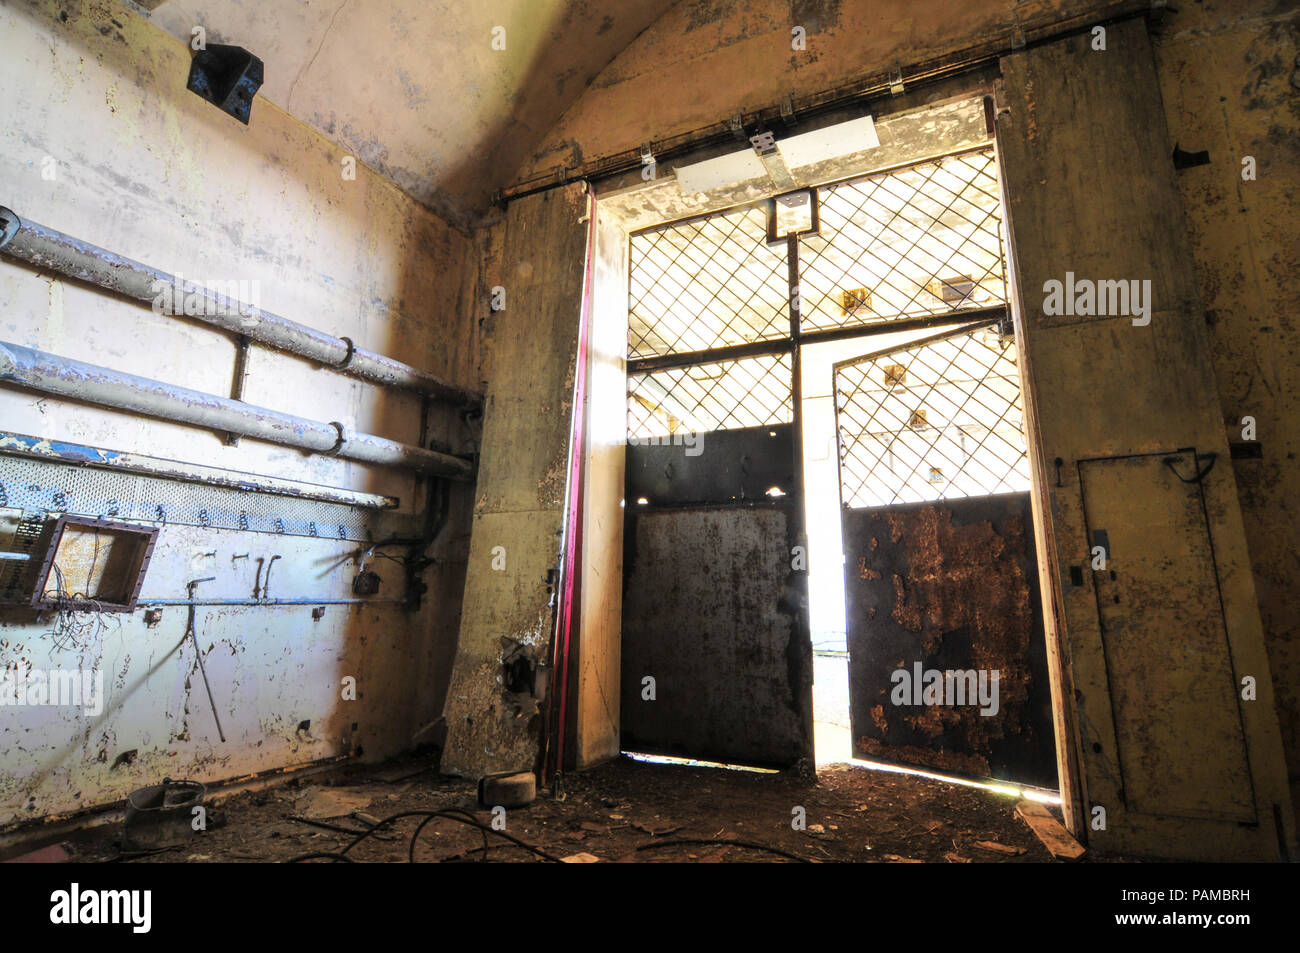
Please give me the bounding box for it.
[27,515,159,613]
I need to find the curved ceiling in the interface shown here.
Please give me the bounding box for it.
[138,0,681,226]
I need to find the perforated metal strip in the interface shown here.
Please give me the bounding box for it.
[0,456,383,541]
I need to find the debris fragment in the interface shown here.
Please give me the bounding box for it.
[973,840,1025,856]
[1015,800,1086,860]
[293,786,373,819]
[3,844,71,863]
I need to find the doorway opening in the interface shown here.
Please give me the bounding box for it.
[598,95,1058,797]
[795,149,1058,795]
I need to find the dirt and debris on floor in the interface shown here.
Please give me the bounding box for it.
[49,755,1123,863]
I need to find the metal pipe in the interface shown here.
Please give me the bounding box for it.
[0,206,482,408]
[0,342,473,480]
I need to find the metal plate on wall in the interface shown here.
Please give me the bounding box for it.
[1078,451,1256,823]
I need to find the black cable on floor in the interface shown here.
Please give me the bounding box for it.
[284,809,566,864]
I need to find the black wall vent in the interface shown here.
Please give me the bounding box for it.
[187,44,264,124]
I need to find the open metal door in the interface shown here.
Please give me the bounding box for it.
[996,17,1294,859]
[618,204,813,768]
[833,319,1057,787]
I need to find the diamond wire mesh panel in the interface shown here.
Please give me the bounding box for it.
[834,324,1030,508]
[628,352,793,439]
[628,206,790,360]
[800,149,1006,333]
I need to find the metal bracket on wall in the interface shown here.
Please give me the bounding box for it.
[779,93,796,126]
[1010,18,1027,50]
[224,335,252,447]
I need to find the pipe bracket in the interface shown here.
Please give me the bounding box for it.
[326,421,349,456]
[334,336,357,371]
[0,208,20,250]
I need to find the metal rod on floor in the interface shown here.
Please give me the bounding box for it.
[0,206,482,408]
[0,341,474,479]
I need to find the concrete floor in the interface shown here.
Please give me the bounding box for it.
[54,752,1097,863]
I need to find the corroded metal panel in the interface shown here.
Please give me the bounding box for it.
[843,493,1056,787]
[620,506,808,768]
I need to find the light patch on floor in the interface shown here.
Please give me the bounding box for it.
[622,752,780,774]
[813,652,1059,805]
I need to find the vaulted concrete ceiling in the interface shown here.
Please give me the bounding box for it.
[138,0,681,227]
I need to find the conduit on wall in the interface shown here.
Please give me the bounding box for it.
[0,342,473,479]
[0,206,482,408]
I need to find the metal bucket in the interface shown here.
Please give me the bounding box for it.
[123,778,206,851]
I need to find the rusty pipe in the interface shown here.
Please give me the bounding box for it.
[0,342,473,480]
[0,206,482,408]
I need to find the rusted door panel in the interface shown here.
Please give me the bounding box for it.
[1079,453,1256,823]
[620,505,809,768]
[843,492,1056,787]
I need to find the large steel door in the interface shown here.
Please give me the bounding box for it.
[834,321,1057,787]
[996,18,1293,859]
[619,205,813,768]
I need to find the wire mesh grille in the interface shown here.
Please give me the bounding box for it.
[834,324,1030,508]
[0,510,45,601]
[628,352,793,439]
[628,206,790,360]
[799,149,1006,333]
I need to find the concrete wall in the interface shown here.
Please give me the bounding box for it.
[519,0,1144,183]
[1149,0,1300,813]
[440,184,590,780]
[0,0,478,825]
